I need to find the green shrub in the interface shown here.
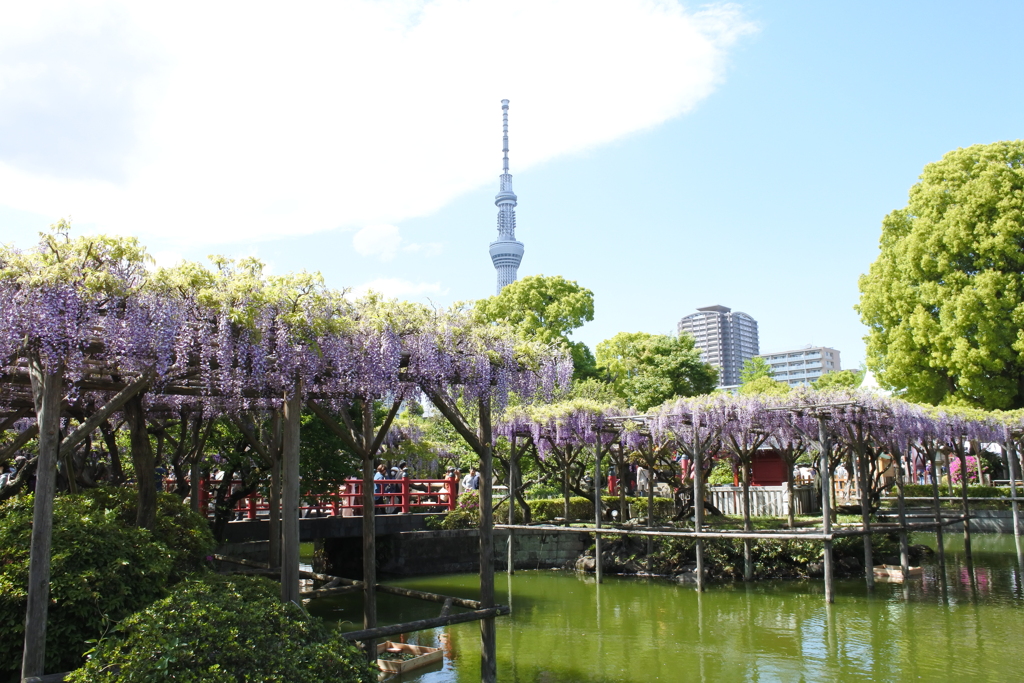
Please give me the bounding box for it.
[528,496,674,522]
[67,575,376,683]
[0,495,172,679]
[649,532,900,579]
[0,488,214,679]
[81,488,215,582]
[901,484,1012,499]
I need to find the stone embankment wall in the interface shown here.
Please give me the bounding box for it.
[317,528,588,578]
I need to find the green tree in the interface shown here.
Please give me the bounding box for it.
[737,375,791,396]
[736,357,790,395]
[812,369,864,391]
[596,332,717,410]
[858,141,1024,409]
[739,357,774,384]
[475,275,597,379]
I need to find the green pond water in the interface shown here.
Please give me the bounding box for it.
[305,534,1024,682]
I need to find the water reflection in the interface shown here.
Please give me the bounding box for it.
[305,533,1024,682]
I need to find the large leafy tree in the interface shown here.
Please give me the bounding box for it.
[595,332,717,410]
[858,141,1024,409]
[737,357,790,396]
[475,274,597,378]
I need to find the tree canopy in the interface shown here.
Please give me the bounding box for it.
[595,332,717,411]
[475,274,597,379]
[812,369,864,391]
[858,141,1024,409]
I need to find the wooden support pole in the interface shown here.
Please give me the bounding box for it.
[693,429,705,593]
[818,416,835,604]
[21,357,62,681]
[741,459,752,582]
[507,436,517,576]
[930,453,948,600]
[268,412,282,569]
[478,396,497,683]
[857,448,874,590]
[594,437,603,585]
[896,453,910,578]
[957,448,974,567]
[360,401,377,661]
[1004,432,1024,571]
[280,387,301,605]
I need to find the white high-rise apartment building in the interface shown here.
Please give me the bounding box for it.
[677,305,759,388]
[759,345,842,386]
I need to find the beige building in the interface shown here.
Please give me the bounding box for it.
[758,345,841,386]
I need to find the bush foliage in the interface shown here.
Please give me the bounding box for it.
[0,488,214,679]
[67,575,376,683]
[426,494,676,529]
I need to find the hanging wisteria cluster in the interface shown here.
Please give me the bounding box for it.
[0,231,573,418]
[493,388,1024,471]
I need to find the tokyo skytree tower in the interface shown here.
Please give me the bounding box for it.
[488,99,524,293]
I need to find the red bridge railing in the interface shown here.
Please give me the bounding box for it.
[168,476,460,520]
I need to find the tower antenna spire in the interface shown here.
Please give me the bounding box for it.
[502,98,510,174]
[489,99,524,293]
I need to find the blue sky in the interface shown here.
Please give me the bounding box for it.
[1,1,1022,370]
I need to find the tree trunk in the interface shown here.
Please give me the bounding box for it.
[124,393,157,529]
[21,356,62,680]
[100,420,124,484]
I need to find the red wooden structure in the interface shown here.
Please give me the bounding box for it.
[169,476,460,520]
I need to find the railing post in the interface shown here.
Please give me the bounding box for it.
[247,495,256,520]
[332,490,339,517]
[448,477,457,510]
[400,480,410,513]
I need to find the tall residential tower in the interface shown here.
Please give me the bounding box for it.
[489,99,524,293]
[678,305,759,388]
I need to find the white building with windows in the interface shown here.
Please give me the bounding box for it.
[677,305,759,388]
[759,345,841,386]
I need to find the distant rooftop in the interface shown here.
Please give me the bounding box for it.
[696,305,731,313]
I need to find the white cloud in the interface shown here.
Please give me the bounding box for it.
[352,223,442,261]
[350,278,447,300]
[353,224,403,261]
[0,1,755,247]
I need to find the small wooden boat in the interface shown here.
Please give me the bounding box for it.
[376,641,443,674]
[872,564,923,581]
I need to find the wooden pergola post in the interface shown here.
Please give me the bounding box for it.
[818,415,835,604]
[693,419,705,593]
[929,450,948,600]
[269,411,282,569]
[895,451,910,578]
[360,400,378,660]
[856,445,874,590]
[281,386,302,605]
[593,434,603,585]
[20,356,62,681]
[1004,430,1024,570]
[478,396,497,683]
[507,434,518,576]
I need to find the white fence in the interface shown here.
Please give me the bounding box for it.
[709,485,817,517]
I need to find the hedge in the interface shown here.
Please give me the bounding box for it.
[0,488,214,679]
[66,575,376,683]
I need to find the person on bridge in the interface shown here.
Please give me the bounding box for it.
[374,464,387,509]
[462,466,480,493]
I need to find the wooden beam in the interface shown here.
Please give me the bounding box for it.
[341,606,511,643]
